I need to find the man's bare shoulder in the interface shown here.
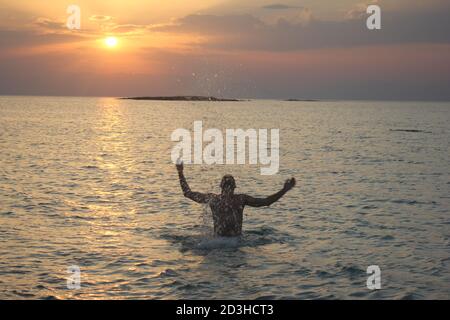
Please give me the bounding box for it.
[234,194,249,202]
[207,193,220,201]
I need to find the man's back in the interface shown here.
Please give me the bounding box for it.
[209,194,246,237]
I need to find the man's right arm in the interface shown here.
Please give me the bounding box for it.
[177,163,214,204]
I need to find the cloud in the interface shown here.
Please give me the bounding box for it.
[262,4,301,10]
[151,6,450,52]
[33,17,66,31]
[109,24,147,35]
[346,1,380,20]
[89,15,113,22]
[153,14,265,35]
[0,29,84,49]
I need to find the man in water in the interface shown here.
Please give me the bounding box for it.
[176,162,296,237]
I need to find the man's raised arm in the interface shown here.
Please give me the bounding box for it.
[176,162,214,204]
[243,178,296,207]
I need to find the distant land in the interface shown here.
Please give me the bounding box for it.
[285,99,319,102]
[120,96,243,102]
[119,96,320,102]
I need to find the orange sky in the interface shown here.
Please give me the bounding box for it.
[0,0,449,100]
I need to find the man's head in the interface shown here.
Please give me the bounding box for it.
[220,175,236,192]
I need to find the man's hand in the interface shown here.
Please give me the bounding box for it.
[283,177,296,191]
[176,160,184,174]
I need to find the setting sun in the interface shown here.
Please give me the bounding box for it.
[104,36,118,48]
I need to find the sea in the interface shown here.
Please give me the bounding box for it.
[0,96,449,299]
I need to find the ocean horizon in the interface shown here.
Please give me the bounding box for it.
[1,94,450,103]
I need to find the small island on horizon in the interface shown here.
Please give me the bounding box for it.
[119,96,321,102]
[120,96,243,102]
[284,98,319,102]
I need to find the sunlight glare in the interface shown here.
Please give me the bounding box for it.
[104,37,118,48]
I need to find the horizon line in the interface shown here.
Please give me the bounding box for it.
[0,94,449,103]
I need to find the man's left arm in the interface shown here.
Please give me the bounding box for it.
[243,178,296,207]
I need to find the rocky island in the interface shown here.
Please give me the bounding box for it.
[120,96,243,102]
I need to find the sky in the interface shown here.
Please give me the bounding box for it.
[0,0,449,100]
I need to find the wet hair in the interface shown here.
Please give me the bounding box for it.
[220,175,236,190]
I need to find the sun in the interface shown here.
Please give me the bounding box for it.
[104,37,118,48]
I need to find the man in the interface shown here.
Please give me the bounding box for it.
[176,162,296,237]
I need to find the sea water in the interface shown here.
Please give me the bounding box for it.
[0,96,449,299]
